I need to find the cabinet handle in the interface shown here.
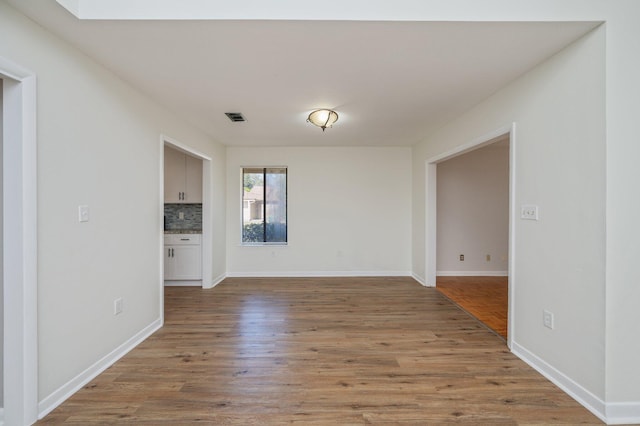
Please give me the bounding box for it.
[171,248,174,257]
[180,238,190,241]
[168,248,171,257]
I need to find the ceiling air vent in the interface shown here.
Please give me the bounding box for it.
[225,112,246,122]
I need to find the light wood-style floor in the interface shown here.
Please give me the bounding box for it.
[39,277,601,424]
[436,276,508,339]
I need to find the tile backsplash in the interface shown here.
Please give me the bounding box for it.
[164,203,202,231]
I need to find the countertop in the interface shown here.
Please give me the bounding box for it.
[164,230,202,234]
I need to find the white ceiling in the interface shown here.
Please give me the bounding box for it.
[7,1,599,147]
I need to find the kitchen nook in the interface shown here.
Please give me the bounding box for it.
[163,145,203,285]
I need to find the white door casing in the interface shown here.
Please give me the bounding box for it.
[1,55,38,425]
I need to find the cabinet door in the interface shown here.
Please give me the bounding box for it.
[172,245,202,280]
[184,155,203,203]
[164,246,176,279]
[164,146,186,203]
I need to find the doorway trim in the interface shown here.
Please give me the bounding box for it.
[1,57,39,425]
[425,123,516,347]
[159,135,214,317]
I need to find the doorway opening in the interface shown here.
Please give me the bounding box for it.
[425,125,515,346]
[159,136,213,317]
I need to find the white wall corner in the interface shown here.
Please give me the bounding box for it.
[37,318,162,420]
[511,341,607,424]
[55,0,81,17]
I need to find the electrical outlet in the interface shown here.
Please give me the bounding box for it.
[486,254,491,262]
[459,254,464,261]
[114,298,123,315]
[543,310,554,329]
[521,204,539,220]
[178,212,184,220]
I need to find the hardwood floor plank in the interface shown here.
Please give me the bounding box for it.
[436,276,509,339]
[38,277,600,424]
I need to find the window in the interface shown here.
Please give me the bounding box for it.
[242,167,287,244]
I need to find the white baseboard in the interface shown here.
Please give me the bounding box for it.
[412,273,428,286]
[164,279,202,286]
[38,318,162,419]
[205,273,227,289]
[511,341,607,424]
[165,274,227,289]
[606,401,640,425]
[225,271,412,278]
[436,270,508,277]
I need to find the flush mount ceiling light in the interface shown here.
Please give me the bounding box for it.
[307,109,339,132]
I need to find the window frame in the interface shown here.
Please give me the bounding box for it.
[240,166,288,246]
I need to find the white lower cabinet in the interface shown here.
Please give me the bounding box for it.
[164,234,202,281]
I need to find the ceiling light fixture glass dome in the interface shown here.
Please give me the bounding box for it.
[307,109,339,131]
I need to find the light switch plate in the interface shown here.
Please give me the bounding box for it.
[78,205,90,222]
[521,204,539,220]
[543,309,554,329]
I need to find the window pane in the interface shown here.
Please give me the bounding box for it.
[241,167,287,244]
[265,168,287,243]
[242,170,264,243]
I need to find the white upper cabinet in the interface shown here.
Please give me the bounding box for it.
[164,146,203,203]
[184,154,203,202]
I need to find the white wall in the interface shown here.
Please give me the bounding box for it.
[436,142,509,275]
[210,155,227,284]
[603,1,640,410]
[415,25,606,405]
[226,147,412,276]
[409,1,640,421]
[0,77,4,410]
[0,0,225,410]
[422,21,607,411]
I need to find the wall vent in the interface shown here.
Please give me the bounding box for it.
[225,112,246,122]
